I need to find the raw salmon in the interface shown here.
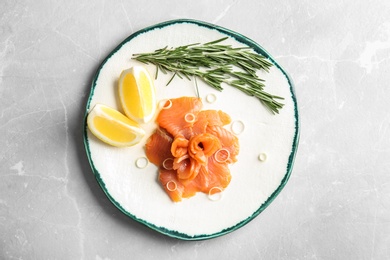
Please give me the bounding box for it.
[145,97,240,202]
[157,97,202,139]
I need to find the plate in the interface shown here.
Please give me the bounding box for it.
[83,19,299,240]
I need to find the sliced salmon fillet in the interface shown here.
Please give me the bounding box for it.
[192,110,231,135]
[206,125,239,163]
[194,156,232,193]
[145,128,173,166]
[145,96,240,202]
[157,97,202,139]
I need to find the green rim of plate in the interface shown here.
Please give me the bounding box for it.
[83,19,300,240]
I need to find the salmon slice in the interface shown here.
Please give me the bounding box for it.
[174,155,201,181]
[192,110,231,135]
[157,97,202,139]
[188,133,221,165]
[158,168,185,202]
[170,135,188,158]
[145,128,173,166]
[145,96,240,202]
[159,167,199,202]
[206,125,239,163]
[193,156,232,193]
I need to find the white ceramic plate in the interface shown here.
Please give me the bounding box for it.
[83,19,299,240]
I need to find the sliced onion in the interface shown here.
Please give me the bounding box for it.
[166,181,177,191]
[258,153,267,162]
[206,93,217,103]
[231,120,245,135]
[214,148,230,163]
[162,158,174,170]
[135,157,149,169]
[159,99,172,110]
[208,187,223,201]
[184,113,196,123]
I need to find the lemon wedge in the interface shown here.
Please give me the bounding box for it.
[118,66,156,124]
[87,104,145,147]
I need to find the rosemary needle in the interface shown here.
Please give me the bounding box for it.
[132,37,284,114]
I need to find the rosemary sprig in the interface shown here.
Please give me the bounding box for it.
[132,37,284,114]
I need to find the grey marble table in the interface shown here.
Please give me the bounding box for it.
[1,1,389,259]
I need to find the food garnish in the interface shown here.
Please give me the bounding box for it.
[87,104,145,147]
[118,66,156,123]
[133,37,284,114]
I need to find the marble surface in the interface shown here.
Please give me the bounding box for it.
[1,0,389,259]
